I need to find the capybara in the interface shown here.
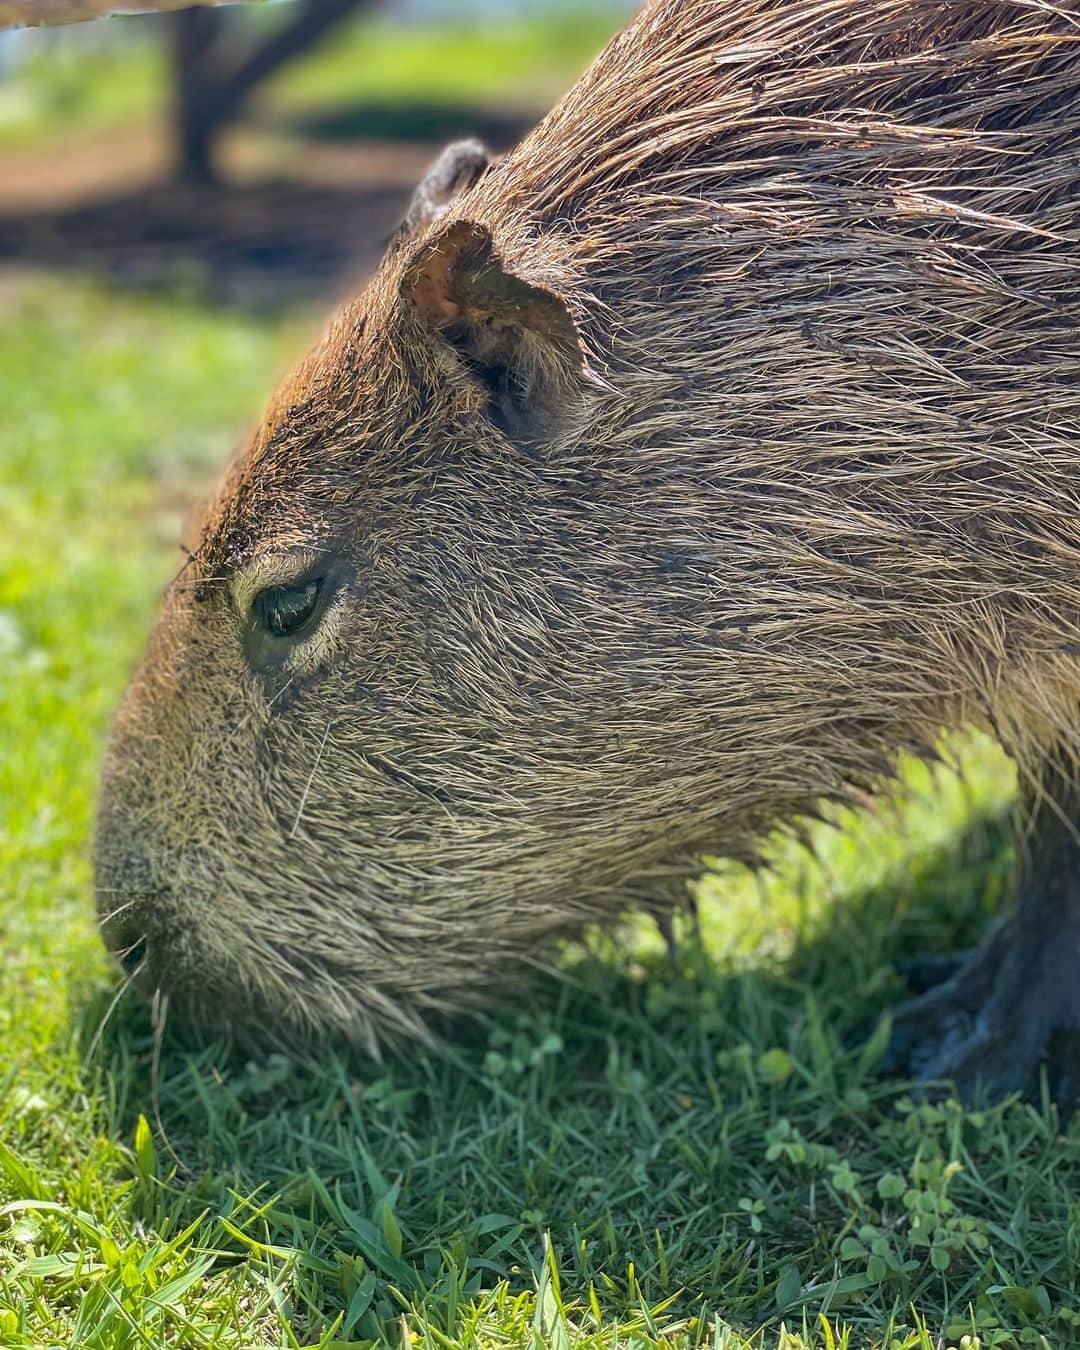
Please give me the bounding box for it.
[96,0,1080,1099]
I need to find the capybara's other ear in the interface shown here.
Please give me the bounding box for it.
[399,139,491,237]
[400,218,583,434]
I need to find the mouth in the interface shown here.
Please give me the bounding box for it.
[99,917,158,998]
[95,875,167,991]
[96,905,226,1041]
[95,887,292,1044]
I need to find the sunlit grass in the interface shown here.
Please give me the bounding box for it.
[1,274,1077,1348]
[272,10,621,112]
[0,24,166,151]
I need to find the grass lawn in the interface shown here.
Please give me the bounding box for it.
[1,269,1078,1349]
[1,17,1078,1341]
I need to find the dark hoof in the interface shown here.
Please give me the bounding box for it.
[1046,1028,1080,1110]
[881,917,1080,1112]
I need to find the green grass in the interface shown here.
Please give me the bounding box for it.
[0,24,166,151]
[270,11,620,112]
[2,273,1079,1349]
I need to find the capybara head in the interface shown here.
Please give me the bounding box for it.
[96,0,1079,1049]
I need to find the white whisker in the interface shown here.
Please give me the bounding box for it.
[96,896,144,928]
[289,718,332,840]
[84,955,144,1066]
[150,990,185,1173]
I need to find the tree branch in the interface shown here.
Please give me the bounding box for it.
[200,0,367,130]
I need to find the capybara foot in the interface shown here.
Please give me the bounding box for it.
[882,912,1080,1110]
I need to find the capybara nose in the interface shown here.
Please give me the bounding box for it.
[95,848,159,982]
[115,932,148,975]
[98,908,151,978]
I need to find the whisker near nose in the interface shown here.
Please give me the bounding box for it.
[83,948,148,1067]
[96,895,146,928]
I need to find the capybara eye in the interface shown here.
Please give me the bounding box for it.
[242,566,348,674]
[253,578,322,639]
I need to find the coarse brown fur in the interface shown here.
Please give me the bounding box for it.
[96,0,1080,1075]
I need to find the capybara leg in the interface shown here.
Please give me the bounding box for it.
[883,770,1080,1111]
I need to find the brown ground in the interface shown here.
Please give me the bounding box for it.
[0,104,535,306]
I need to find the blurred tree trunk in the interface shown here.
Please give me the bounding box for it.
[173,6,227,184]
[170,0,375,185]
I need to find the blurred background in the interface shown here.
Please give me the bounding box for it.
[0,0,630,303]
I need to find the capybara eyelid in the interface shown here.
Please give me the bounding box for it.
[230,549,328,617]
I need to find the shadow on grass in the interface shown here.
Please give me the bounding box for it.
[0,101,534,311]
[65,802,1072,1345]
[262,98,534,149]
[0,179,411,310]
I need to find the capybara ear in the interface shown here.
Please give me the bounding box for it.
[400,218,583,434]
[399,140,491,238]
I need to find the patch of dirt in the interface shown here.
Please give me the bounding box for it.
[0,104,535,306]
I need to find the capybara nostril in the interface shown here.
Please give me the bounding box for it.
[117,935,148,975]
[98,908,149,970]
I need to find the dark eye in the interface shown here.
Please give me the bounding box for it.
[243,563,349,674]
[252,578,322,638]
